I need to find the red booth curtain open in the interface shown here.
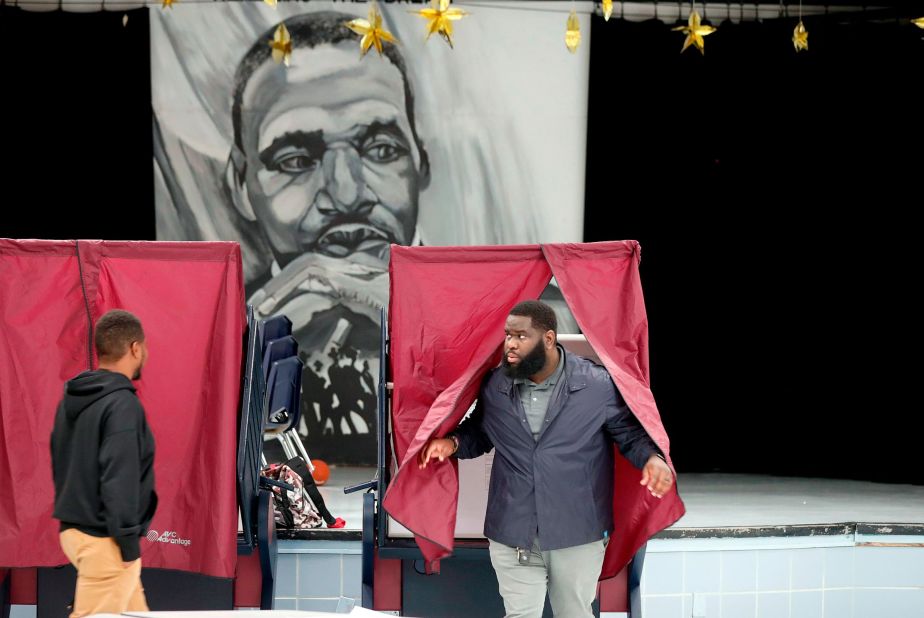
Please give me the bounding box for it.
[383,241,685,575]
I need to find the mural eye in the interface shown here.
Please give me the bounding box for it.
[363,142,406,164]
[276,153,319,174]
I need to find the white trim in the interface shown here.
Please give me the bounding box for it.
[648,535,856,553]
[278,539,363,555]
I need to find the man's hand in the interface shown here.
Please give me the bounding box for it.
[640,454,674,499]
[418,438,457,469]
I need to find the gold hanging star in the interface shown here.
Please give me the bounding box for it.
[269,23,292,67]
[602,0,614,21]
[412,0,468,49]
[913,17,924,29]
[346,2,398,58]
[672,10,716,54]
[264,0,277,7]
[565,10,581,54]
[161,0,174,9]
[792,20,809,52]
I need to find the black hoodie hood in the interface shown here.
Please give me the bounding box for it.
[63,370,135,420]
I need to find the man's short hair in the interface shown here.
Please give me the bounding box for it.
[95,310,144,361]
[231,10,426,169]
[509,300,558,335]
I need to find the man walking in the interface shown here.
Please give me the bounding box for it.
[51,309,157,615]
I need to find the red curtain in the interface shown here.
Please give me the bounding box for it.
[0,240,244,579]
[383,241,684,575]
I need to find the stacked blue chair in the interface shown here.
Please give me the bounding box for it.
[258,315,317,482]
[258,316,303,437]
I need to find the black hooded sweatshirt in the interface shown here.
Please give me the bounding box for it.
[51,370,157,562]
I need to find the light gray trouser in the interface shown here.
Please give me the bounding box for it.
[488,537,606,618]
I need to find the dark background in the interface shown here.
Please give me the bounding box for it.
[583,12,921,483]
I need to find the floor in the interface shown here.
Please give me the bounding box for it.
[311,465,376,533]
[314,468,924,539]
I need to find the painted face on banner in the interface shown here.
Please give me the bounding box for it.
[239,41,427,270]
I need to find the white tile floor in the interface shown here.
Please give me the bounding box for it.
[671,473,924,528]
[316,470,924,536]
[314,466,377,532]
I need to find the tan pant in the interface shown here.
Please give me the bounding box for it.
[488,537,606,618]
[59,528,148,617]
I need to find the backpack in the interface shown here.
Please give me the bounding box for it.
[262,460,323,529]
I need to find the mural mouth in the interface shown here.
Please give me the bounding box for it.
[316,223,392,259]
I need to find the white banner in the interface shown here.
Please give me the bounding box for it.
[152,1,590,462]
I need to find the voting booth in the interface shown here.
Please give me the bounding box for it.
[350,242,685,616]
[0,240,282,612]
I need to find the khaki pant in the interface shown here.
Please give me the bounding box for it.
[488,537,606,618]
[59,528,148,617]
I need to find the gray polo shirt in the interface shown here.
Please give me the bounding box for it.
[514,347,565,441]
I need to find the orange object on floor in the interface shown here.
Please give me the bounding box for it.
[313,459,330,485]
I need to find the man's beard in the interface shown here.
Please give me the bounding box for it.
[132,367,142,381]
[502,344,547,380]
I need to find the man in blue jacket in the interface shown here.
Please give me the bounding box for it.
[51,310,157,616]
[419,300,674,617]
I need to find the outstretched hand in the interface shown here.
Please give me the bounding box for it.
[418,438,457,469]
[640,454,674,499]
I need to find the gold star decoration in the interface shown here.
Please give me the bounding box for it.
[792,20,809,52]
[672,10,716,54]
[346,3,398,58]
[412,0,468,49]
[161,0,174,9]
[602,0,614,22]
[913,17,924,29]
[565,10,581,54]
[269,23,292,67]
[264,0,277,7]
